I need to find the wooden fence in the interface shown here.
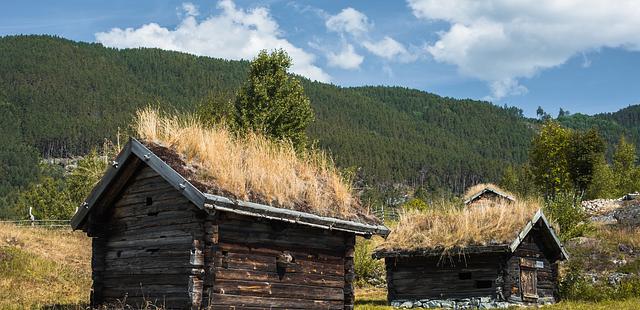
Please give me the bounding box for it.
[0,219,71,228]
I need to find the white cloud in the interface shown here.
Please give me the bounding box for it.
[181,3,199,17]
[325,7,371,36]
[362,36,417,63]
[324,8,416,64]
[488,78,528,101]
[408,0,640,99]
[326,44,364,70]
[96,0,330,82]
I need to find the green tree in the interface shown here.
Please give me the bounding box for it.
[500,164,537,199]
[567,129,605,197]
[536,106,545,119]
[67,149,107,205]
[196,90,234,126]
[234,49,314,148]
[401,197,429,212]
[16,174,74,220]
[530,121,572,198]
[586,155,617,199]
[613,136,639,195]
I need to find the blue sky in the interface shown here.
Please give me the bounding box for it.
[2,0,640,117]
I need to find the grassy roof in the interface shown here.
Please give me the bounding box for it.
[463,183,515,202]
[134,108,379,224]
[376,199,543,252]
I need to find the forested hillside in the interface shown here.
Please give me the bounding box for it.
[559,105,640,156]
[1,35,639,209]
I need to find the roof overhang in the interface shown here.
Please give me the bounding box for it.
[508,209,569,260]
[372,245,510,259]
[71,138,390,237]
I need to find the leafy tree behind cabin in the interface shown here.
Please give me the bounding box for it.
[530,121,573,198]
[233,50,313,149]
[567,129,605,196]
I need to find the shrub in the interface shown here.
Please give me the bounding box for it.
[544,192,592,240]
[354,237,385,287]
[560,262,640,302]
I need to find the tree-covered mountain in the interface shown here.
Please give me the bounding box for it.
[0,35,638,203]
[558,105,640,157]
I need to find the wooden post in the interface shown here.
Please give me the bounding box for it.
[202,215,219,308]
[385,257,396,303]
[344,234,356,310]
[90,236,106,306]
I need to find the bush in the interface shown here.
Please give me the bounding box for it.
[544,192,592,240]
[560,263,640,301]
[354,237,385,287]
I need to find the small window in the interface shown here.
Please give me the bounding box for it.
[146,197,153,206]
[475,280,493,289]
[458,272,472,280]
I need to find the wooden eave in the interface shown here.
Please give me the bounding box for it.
[372,245,511,259]
[70,138,389,237]
[373,209,568,260]
[508,209,569,260]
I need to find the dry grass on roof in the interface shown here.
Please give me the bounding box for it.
[377,199,545,252]
[134,107,378,224]
[463,183,514,201]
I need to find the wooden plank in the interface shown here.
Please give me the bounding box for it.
[217,242,344,264]
[214,268,344,288]
[213,279,344,300]
[209,293,343,309]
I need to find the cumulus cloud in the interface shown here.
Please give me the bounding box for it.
[181,3,199,17]
[326,44,364,70]
[325,7,371,36]
[408,0,640,99]
[96,0,330,82]
[362,36,417,63]
[324,7,416,64]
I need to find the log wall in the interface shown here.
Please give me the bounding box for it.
[385,253,504,300]
[208,212,352,309]
[92,165,206,309]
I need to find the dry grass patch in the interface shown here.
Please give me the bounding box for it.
[134,107,376,223]
[0,224,91,308]
[377,199,544,252]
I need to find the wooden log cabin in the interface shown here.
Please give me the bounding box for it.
[71,138,389,309]
[373,209,568,308]
[464,186,516,208]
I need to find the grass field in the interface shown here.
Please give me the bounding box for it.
[0,223,91,309]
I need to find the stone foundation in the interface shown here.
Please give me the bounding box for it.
[389,296,555,309]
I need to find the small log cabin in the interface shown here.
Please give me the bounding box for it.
[373,210,568,307]
[71,138,389,309]
[464,187,516,208]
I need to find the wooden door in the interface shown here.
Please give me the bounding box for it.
[520,258,538,300]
